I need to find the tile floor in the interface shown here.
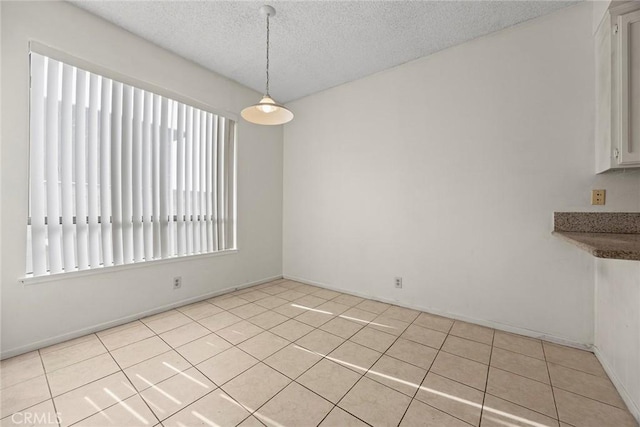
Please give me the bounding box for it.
[1,279,637,427]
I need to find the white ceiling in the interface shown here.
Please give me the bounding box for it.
[70,0,578,103]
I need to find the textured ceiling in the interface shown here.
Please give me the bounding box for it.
[70,1,578,103]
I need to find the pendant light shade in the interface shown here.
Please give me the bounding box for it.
[241,96,293,125]
[241,5,293,125]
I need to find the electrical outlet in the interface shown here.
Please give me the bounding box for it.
[591,189,606,205]
[173,277,182,289]
[394,277,403,289]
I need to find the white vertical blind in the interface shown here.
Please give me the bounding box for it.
[60,64,75,273]
[152,94,161,260]
[212,115,219,252]
[29,53,47,276]
[185,106,194,255]
[142,92,153,261]
[121,84,134,264]
[27,52,237,277]
[200,111,208,252]
[75,69,89,271]
[159,98,170,259]
[111,81,124,266]
[132,88,144,263]
[205,113,214,251]
[45,58,63,274]
[87,74,101,268]
[176,104,186,256]
[217,117,226,250]
[192,110,201,253]
[225,119,237,249]
[98,76,112,268]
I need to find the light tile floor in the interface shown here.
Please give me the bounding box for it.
[1,279,637,427]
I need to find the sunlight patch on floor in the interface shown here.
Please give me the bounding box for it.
[136,374,181,405]
[290,345,553,427]
[84,396,113,423]
[103,387,150,424]
[162,362,211,389]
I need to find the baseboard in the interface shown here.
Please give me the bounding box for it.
[593,346,640,424]
[0,275,283,360]
[283,274,590,350]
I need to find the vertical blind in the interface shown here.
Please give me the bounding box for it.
[27,52,237,277]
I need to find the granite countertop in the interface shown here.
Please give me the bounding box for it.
[552,231,640,261]
[553,212,640,261]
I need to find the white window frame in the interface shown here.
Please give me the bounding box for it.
[21,42,239,284]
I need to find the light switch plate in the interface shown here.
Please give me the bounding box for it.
[591,189,606,205]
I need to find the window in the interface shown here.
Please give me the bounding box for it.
[27,51,237,278]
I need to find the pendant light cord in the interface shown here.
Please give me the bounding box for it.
[265,13,270,96]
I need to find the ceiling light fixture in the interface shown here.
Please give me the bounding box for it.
[241,5,293,126]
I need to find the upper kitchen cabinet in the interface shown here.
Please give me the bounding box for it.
[596,2,640,173]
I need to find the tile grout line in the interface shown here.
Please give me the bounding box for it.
[233,305,348,424]
[188,355,266,426]
[180,294,309,421]
[37,349,61,427]
[546,358,618,380]
[388,310,487,426]
[223,291,386,426]
[543,344,562,424]
[548,384,631,412]
[437,346,491,367]
[415,323,624,422]
[150,326,231,425]
[399,320,482,427]
[447,337,626,417]
[293,306,389,427]
[106,302,277,425]
[38,334,101,358]
[201,288,341,424]
[91,308,246,425]
[478,327,496,426]
[36,345,162,426]
[97,319,145,339]
[334,309,433,427]
[542,345,629,424]
[394,317,479,427]
[486,364,551,388]
[85,332,162,427]
[394,312,439,427]
[292,316,384,426]
[38,337,104,373]
[45,352,124,397]
[481,391,566,423]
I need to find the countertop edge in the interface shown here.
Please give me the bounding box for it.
[552,231,640,261]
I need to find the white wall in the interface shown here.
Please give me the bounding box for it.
[0,1,283,358]
[594,258,640,422]
[283,2,640,346]
[593,0,612,33]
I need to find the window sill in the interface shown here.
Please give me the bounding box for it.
[19,249,239,286]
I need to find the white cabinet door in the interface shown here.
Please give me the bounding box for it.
[617,9,640,165]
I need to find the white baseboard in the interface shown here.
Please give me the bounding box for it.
[0,275,283,360]
[593,346,640,424]
[283,274,590,350]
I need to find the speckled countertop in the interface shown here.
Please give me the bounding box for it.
[553,212,640,261]
[552,231,640,261]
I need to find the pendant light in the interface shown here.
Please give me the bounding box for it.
[241,5,294,125]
